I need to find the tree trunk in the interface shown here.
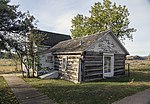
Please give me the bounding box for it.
[20,56,25,77]
[32,55,35,77]
[27,68,30,78]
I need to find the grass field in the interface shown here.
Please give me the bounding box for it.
[0,59,21,74]
[23,60,150,104]
[126,60,150,71]
[0,76,18,104]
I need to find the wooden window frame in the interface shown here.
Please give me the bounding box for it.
[103,53,114,78]
[62,56,68,70]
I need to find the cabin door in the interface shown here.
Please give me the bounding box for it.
[103,53,114,78]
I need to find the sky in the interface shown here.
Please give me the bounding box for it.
[10,0,150,56]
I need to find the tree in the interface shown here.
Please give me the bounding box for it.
[0,0,32,50]
[71,0,136,41]
[0,0,39,77]
[23,30,46,77]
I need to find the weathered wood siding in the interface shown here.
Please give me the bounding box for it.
[114,54,126,76]
[82,52,126,82]
[38,53,53,69]
[54,55,81,83]
[86,33,125,54]
[82,51,103,82]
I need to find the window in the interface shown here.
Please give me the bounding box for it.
[45,55,53,62]
[62,56,67,70]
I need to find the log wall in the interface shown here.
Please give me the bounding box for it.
[54,55,81,83]
[82,51,126,82]
[82,51,103,82]
[54,52,126,83]
[114,54,126,76]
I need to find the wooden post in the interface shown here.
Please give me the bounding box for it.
[127,63,130,77]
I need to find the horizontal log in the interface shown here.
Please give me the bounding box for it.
[54,61,78,65]
[83,56,102,61]
[68,66,79,70]
[114,59,125,63]
[114,68,124,71]
[61,72,77,76]
[114,66,124,69]
[68,61,79,65]
[67,58,79,61]
[85,63,103,67]
[85,66,103,70]
[85,55,102,58]
[115,59,125,62]
[54,64,79,70]
[114,54,125,57]
[85,68,103,72]
[114,69,124,73]
[114,63,125,66]
[67,56,80,59]
[115,68,124,71]
[85,51,103,56]
[84,61,103,64]
[84,72,103,77]
[67,60,79,63]
[114,56,125,59]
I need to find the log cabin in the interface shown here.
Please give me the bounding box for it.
[22,30,71,75]
[49,30,129,83]
[35,30,71,69]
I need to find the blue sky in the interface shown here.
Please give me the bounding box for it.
[10,0,150,56]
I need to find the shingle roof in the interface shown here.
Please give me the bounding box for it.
[49,30,129,55]
[49,30,109,53]
[33,30,71,47]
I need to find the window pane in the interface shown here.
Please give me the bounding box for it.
[104,57,111,73]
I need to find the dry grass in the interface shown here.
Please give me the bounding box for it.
[0,59,21,74]
[126,60,150,71]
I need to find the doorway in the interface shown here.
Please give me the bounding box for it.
[103,53,114,78]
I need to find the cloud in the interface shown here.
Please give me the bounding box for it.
[54,13,75,34]
[125,40,150,56]
[10,0,150,55]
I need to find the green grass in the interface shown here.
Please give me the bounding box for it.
[0,76,18,104]
[24,69,150,104]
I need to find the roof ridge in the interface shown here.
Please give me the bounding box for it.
[33,29,71,37]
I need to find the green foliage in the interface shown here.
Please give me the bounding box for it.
[23,30,47,77]
[0,0,32,50]
[71,0,136,41]
[0,0,45,78]
[0,76,18,103]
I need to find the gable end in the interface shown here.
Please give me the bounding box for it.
[85,31,129,55]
